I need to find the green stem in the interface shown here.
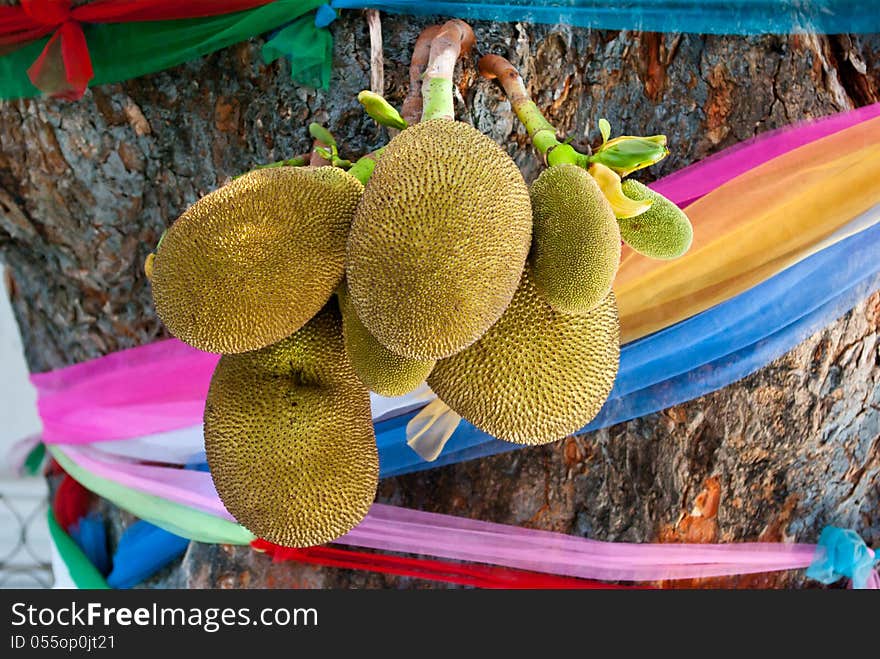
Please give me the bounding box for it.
[421,78,454,122]
[479,54,590,169]
[516,107,588,168]
[516,100,556,137]
[263,156,309,168]
[348,148,385,185]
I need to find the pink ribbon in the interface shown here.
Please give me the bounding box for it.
[61,445,836,584]
[651,101,880,206]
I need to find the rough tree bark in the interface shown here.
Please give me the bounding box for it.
[1,12,878,588]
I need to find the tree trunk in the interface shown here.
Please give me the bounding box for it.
[1,13,878,588]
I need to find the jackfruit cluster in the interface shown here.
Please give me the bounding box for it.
[146,30,694,549]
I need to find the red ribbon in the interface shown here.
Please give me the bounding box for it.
[0,0,279,99]
[252,539,645,589]
[53,473,93,532]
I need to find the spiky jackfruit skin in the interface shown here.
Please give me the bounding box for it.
[204,304,378,548]
[347,119,532,360]
[152,166,363,354]
[338,281,435,397]
[530,164,621,314]
[619,179,693,259]
[428,265,620,445]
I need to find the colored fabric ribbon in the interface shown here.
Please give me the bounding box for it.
[106,520,189,589]
[253,540,639,588]
[262,12,334,90]
[68,512,110,576]
[51,442,836,586]
[314,4,338,28]
[50,445,256,545]
[47,508,110,589]
[331,0,880,35]
[806,527,879,590]
[616,115,880,343]
[0,0,329,99]
[53,473,92,532]
[650,102,880,208]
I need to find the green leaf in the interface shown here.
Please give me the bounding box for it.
[357,90,408,130]
[598,118,611,144]
[308,122,337,148]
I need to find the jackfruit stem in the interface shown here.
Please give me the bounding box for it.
[258,156,309,169]
[478,54,588,168]
[420,20,475,122]
[310,140,332,167]
[309,125,354,168]
[422,78,455,122]
[403,25,442,125]
[348,148,385,185]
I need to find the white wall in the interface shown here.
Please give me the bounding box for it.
[0,264,51,588]
[0,264,41,461]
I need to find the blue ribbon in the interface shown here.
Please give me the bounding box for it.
[315,4,338,27]
[807,527,879,589]
[330,1,880,35]
[106,521,189,589]
[69,513,111,576]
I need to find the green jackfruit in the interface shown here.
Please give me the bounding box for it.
[619,179,693,259]
[204,304,378,547]
[338,281,435,397]
[428,264,620,445]
[152,166,363,354]
[530,164,621,313]
[346,119,532,360]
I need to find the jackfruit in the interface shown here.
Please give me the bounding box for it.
[338,281,435,397]
[346,119,532,360]
[530,164,621,314]
[619,179,693,259]
[151,166,363,354]
[427,265,619,445]
[204,304,378,547]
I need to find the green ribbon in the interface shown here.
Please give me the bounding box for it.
[23,442,45,475]
[48,446,254,546]
[47,508,110,589]
[262,13,334,90]
[0,0,330,100]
